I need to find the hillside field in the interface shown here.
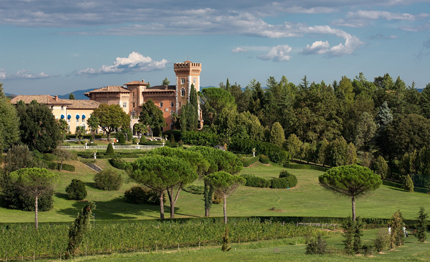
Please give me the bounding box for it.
[1,159,429,224]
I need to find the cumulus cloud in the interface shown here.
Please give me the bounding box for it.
[302,41,330,55]
[0,69,57,80]
[257,45,292,62]
[76,52,169,76]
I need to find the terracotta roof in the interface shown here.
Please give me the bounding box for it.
[85,86,130,96]
[63,99,100,109]
[144,85,176,92]
[124,80,148,86]
[10,95,71,105]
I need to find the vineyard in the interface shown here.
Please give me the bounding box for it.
[0,218,329,261]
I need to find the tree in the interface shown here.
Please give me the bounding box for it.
[53,148,73,171]
[286,134,302,159]
[404,174,414,192]
[162,77,170,86]
[2,145,38,175]
[0,82,20,148]
[147,147,210,217]
[133,123,147,138]
[375,101,393,130]
[420,83,430,119]
[8,168,59,228]
[316,138,329,166]
[57,119,69,142]
[270,122,286,148]
[69,93,75,100]
[353,217,364,254]
[373,155,388,179]
[128,155,196,219]
[200,87,237,126]
[204,171,245,224]
[188,146,243,217]
[326,137,348,167]
[87,116,99,141]
[92,104,130,141]
[75,126,85,143]
[139,99,166,136]
[66,201,96,258]
[346,142,357,165]
[342,217,354,255]
[415,207,428,242]
[17,101,61,152]
[355,112,377,151]
[319,165,382,221]
[390,210,404,249]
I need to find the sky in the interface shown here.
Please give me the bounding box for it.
[0,0,429,95]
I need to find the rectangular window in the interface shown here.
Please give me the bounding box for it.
[133,102,135,108]
[160,102,163,108]
[123,102,127,108]
[193,78,196,84]
[170,101,174,108]
[181,78,185,84]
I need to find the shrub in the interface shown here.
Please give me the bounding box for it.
[183,185,204,195]
[116,132,126,144]
[132,138,138,144]
[106,143,114,155]
[241,156,260,167]
[124,186,166,205]
[181,131,220,146]
[374,229,389,252]
[240,174,270,188]
[279,170,298,188]
[404,175,414,192]
[229,137,290,164]
[305,234,327,255]
[94,169,122,191]
[259,154,270,164]
[109,156,127,170]
[65,179,87,200]
[270,178,289,189]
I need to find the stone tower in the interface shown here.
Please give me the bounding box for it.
[173,60,202,125]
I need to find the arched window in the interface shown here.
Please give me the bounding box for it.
[181,88,185,97]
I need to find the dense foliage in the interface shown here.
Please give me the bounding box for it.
[240,174,270,188]
[124,186,166,205]
[94,169,123,191]
[66,179,87,200]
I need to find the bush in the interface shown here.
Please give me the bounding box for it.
[116,132,126,144]
[181,131,220,146]
[305,234,327,255]
[182,185,204,195]
[163,130,182,142]
[109,156,127,170]
[2,183,54,211]
[94,169,122,191]
[106,143,114,155]
[132,138,138,144]
[279,170,298,188]
[259,154,270,164]
[241,156,260,167]
[374,229,389,252]
[124,186,166,205]
[240,174,270,188]
[270,177,289,189]
[65,179,87,200]
[229,137,290,164]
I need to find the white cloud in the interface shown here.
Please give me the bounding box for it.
[232,47,249,53]
[302,41,330,55]
[257,45,292,62]
[0,69,56,80]
[333,10,429,27]
[76,52,169,76]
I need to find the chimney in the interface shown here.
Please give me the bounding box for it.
[54,95,59,101]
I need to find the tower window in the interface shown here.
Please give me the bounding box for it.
[181,88,185,97]
[160,102,163,108]
[123,102,127,108]
[171,101,174,107]
[181,78,185,84]
[133,102,135,108]
[193,78,196,84]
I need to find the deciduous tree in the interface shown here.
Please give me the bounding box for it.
[87,116,99,141]
[270,122,286,148]
[139,99,166,136]
[319,165,381,221]
[92,104,130,141]
[0,82,20,148]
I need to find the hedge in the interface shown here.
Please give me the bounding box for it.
[181,131,220,147]
[241,156,260,167]
[66,134,105,139]
[140,140,163,145]
[279,170,298,188]
[162,130,182,142]
[77,152,146,159]
[283,163,329,172]
[259,154,270,164]
[229,137,290,164]
[382,180,428,194]
[240,174,271,188]
[40,159,75,172]
[109,156,127,170]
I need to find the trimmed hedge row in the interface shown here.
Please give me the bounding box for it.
[109,156,127,170]
[241,156,260,167]
[66,134,105,139]
[283,163,329,172]
[240,174,271,188]
[229,137,290,164]
[382,180,428,194]
[279,170,298,188]
[41,159,75,172]
[77,152,146,159]
[162,130,182,142]
[181,131,220,147]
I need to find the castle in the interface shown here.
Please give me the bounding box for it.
[84,60,202,132]
[11,60,203,135]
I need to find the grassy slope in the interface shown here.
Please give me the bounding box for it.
[56,229,430,262]
[1,160,430,223]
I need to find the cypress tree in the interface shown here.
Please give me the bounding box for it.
[415,207,428,242]
[353,217,364,254]
[0,82,20,148]
[342,217,354,255]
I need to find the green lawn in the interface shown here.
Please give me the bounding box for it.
[49,229,430,262]
[1,160,430,223]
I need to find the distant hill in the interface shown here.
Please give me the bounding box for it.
[57,88,93,100]
[5,93,16,100]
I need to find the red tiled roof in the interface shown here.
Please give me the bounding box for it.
[10,95,71,105]
[124,80,148,85]
[63,99,100,109]
[85,86,130,96]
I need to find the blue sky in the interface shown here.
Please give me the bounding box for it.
[0,0,429,95]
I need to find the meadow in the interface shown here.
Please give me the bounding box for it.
[1,156,429,224]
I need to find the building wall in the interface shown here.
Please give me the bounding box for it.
[63,109,94,134]
[143,93,176,131]
[174,62,201,117]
